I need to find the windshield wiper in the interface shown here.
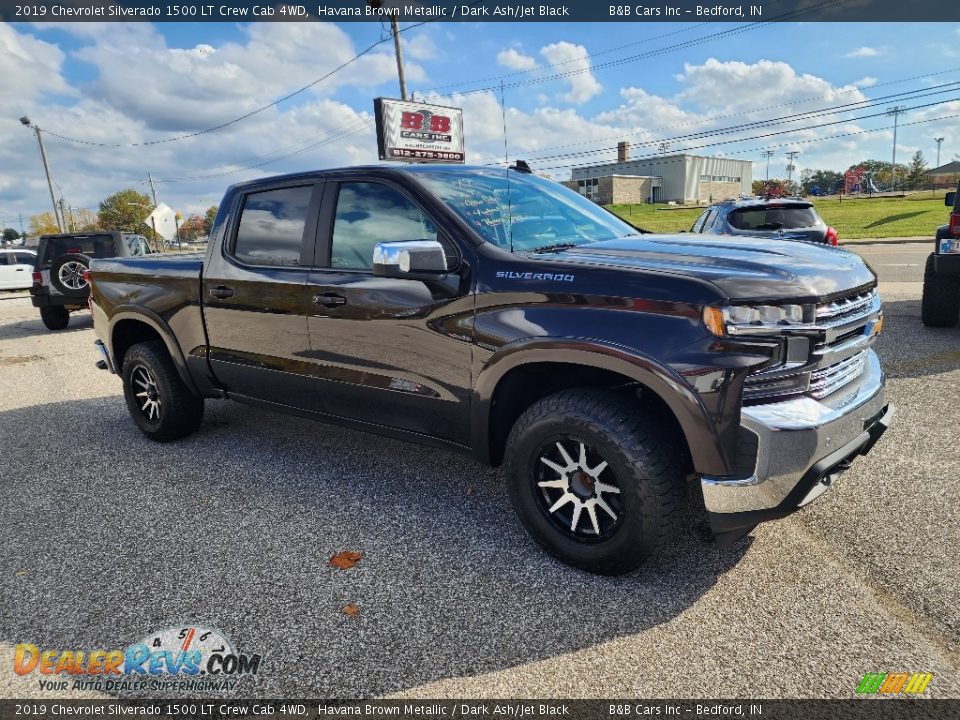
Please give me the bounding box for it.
[529,242,580,254]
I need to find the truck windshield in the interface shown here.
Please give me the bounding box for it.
[411,168,636,252]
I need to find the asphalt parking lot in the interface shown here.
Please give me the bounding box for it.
[0,241,958,699]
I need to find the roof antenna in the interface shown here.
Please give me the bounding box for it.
[501,81,514,254]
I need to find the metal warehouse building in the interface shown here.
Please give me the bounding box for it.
[565,143,753,205]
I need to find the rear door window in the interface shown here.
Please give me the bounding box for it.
[233,185,314,267]
[729,205,820,231]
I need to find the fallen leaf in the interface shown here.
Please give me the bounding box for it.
[466,485,475,496]
[342,604,359,617]
[329,551,363,570]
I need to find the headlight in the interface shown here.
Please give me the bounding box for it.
[703,303,815,336]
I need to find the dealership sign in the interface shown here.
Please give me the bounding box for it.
[374,98,465,163]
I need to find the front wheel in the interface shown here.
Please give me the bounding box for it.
[921,253,960,327]
[122,340,204,442]
[504,388,683,575]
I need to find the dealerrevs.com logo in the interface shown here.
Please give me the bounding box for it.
[13,625,262,693]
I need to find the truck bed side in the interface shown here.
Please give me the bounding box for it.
[89,252,211,394]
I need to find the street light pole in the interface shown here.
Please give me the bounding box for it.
[762,150,775,181]
[887,106,907,191]
[935,137,944,168]
[20,117,63,233]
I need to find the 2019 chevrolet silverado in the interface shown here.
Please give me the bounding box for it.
[88,165,893,574]
[921,183,960,327]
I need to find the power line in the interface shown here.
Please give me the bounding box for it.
[530,97,960,173]
[522,81,960,165]
[523,65,960,157]
[154,119,374,183]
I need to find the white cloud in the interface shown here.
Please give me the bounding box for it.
[496,48,539,71]
[539,41,601,104]
[404,33,440,61]
[844,46,881,58]
[0,24,74,102]
[66,23,426,133]
[853,76,878,88]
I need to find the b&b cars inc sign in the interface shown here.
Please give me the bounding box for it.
[374,98,465,163]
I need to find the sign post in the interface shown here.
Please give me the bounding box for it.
[374,98,465,164]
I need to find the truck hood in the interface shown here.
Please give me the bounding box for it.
[544,235,876,302]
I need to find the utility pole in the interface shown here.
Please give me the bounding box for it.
[368,2,407,100]
[147,172,159,207]
[19,214,25,237]
[58,199,69,232]
[390,17,407,100]
[935,137,945,168]
[145,173,161,248]
[887,106,907,191]
[785,151,800,184]
[761,149,775,181]
[19,117,63,233]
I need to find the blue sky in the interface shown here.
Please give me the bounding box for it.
[2,20,960,225]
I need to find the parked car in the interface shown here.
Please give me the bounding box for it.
[30,231,153,330]
[88,165,892,574]
[690,196,839,246]
[0,248,36,290]
[921,183,960,327]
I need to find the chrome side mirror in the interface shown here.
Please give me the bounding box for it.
[372,240,448,279]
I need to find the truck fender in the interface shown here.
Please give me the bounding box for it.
[107,306,200,396]
[470,337,729,474]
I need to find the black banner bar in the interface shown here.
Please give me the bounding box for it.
[2,0,960,23]
[0,700,958,720]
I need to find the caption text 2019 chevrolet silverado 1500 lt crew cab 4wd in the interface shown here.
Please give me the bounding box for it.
[89,165,894,574]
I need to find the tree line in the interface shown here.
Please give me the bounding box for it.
[752,152,937,197]
[10,188,218,247]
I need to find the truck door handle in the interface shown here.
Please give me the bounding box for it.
[209,285,234,299]
[313,293,347,308]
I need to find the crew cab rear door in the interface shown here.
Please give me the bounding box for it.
[303,178,475,444]
[201,180,325,409]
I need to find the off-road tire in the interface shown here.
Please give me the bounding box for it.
[49,253,91,298]
[504,387,684,575]
[921,253,960,328]
[122,340,204,442]
[39,306,70,330]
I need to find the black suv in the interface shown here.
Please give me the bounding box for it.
[690,196,838,246]
[30,231,153,330]
[921,183,960,327]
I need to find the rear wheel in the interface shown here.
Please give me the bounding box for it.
[504,388,683,575]
[122,340,204,442]
[39,306,70,330]
[921,253,960,328]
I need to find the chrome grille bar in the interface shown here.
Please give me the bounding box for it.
[808,351,867,399]
[816,289,877,323]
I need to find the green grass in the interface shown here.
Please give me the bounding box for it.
[607,192,949,240]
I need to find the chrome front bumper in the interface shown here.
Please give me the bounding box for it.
[702,349,893,539]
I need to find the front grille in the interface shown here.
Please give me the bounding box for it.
[808,351,867,399]
[816,289,877,325]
